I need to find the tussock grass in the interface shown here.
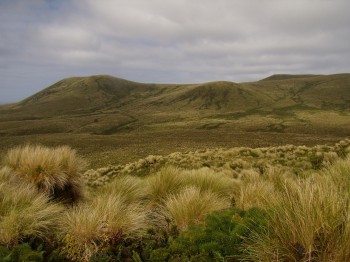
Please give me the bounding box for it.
[3,144,87,204]
[146,166,238,208]
[0,166,16,184]
[237,180,276,210]
[102,175,148,203]
[162,186,230,231]
[181,168,239,198]
[0,168,64,246]
[242,158,350,261]
[1,141,350,260]
[85,139,350,188]
[321,156,350,194]
[146,166,187,202]
[61,193,148,261]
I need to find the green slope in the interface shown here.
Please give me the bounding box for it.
[0,73,349,167]
[1,73,349,124]
[2,73,350,116]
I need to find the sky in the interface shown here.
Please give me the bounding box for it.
[1,0,350,103]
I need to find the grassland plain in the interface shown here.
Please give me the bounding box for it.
[0,73,349,168]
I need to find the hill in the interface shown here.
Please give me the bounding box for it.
[260,74,321,81]
[0,73,349,167]
[5,75,156,116]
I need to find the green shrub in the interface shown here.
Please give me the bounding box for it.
[150,207,267,261]
[0,243,44,262]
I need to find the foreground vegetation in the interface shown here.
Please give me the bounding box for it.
[0,139,350,261]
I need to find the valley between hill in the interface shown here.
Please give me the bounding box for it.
[0,73,349,167]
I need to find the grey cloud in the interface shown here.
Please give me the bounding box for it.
[1,0,350,102]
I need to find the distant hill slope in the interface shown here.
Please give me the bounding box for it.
[254,73,350,110]
[15,75,158,116]
[0,73,349,136]
[260,74,321,81]
[3,73,349,114]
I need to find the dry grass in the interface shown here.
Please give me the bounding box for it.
[102,175,148,203]
[1,141,350,260]
[0,167,64,246]
[162,186,230,231]
[3,144,87,204]
[237,179,276,210]
[242,157,350,261]
[321,155,350,194]
[146,166,187,202]
[181,168,239,198]
[61,193,149,261]
[83,139,350,188]
[236,167,296,210]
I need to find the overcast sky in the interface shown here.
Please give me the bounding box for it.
[1,0,350,103]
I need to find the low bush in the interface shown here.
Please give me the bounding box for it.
[150,207,267,261]
[0,243,44,262]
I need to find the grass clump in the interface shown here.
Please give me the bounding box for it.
[60,193,149,261]
[181,168,239,198]
[321,156,350,194]
[3,144,87,204]
[0,167,64,247]
[146,166,238,203]
[146,166,187,202]
[162,186,230,231]
[102,175,148,203]
[242,158,350,261]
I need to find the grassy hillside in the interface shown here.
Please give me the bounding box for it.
[0,73,349,167]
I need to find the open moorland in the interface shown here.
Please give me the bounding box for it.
[0,73,349,167]
[1,73,350,261]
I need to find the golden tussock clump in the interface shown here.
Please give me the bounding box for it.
[0,167,64,247]
[3,144,87,204]
[60,193,149,261]
[162,186,230,231]
[242,157,350,261]
[102,175,149,203]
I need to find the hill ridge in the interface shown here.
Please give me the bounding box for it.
[0,72,349,138]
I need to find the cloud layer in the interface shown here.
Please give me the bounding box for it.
[1,0,350,102]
